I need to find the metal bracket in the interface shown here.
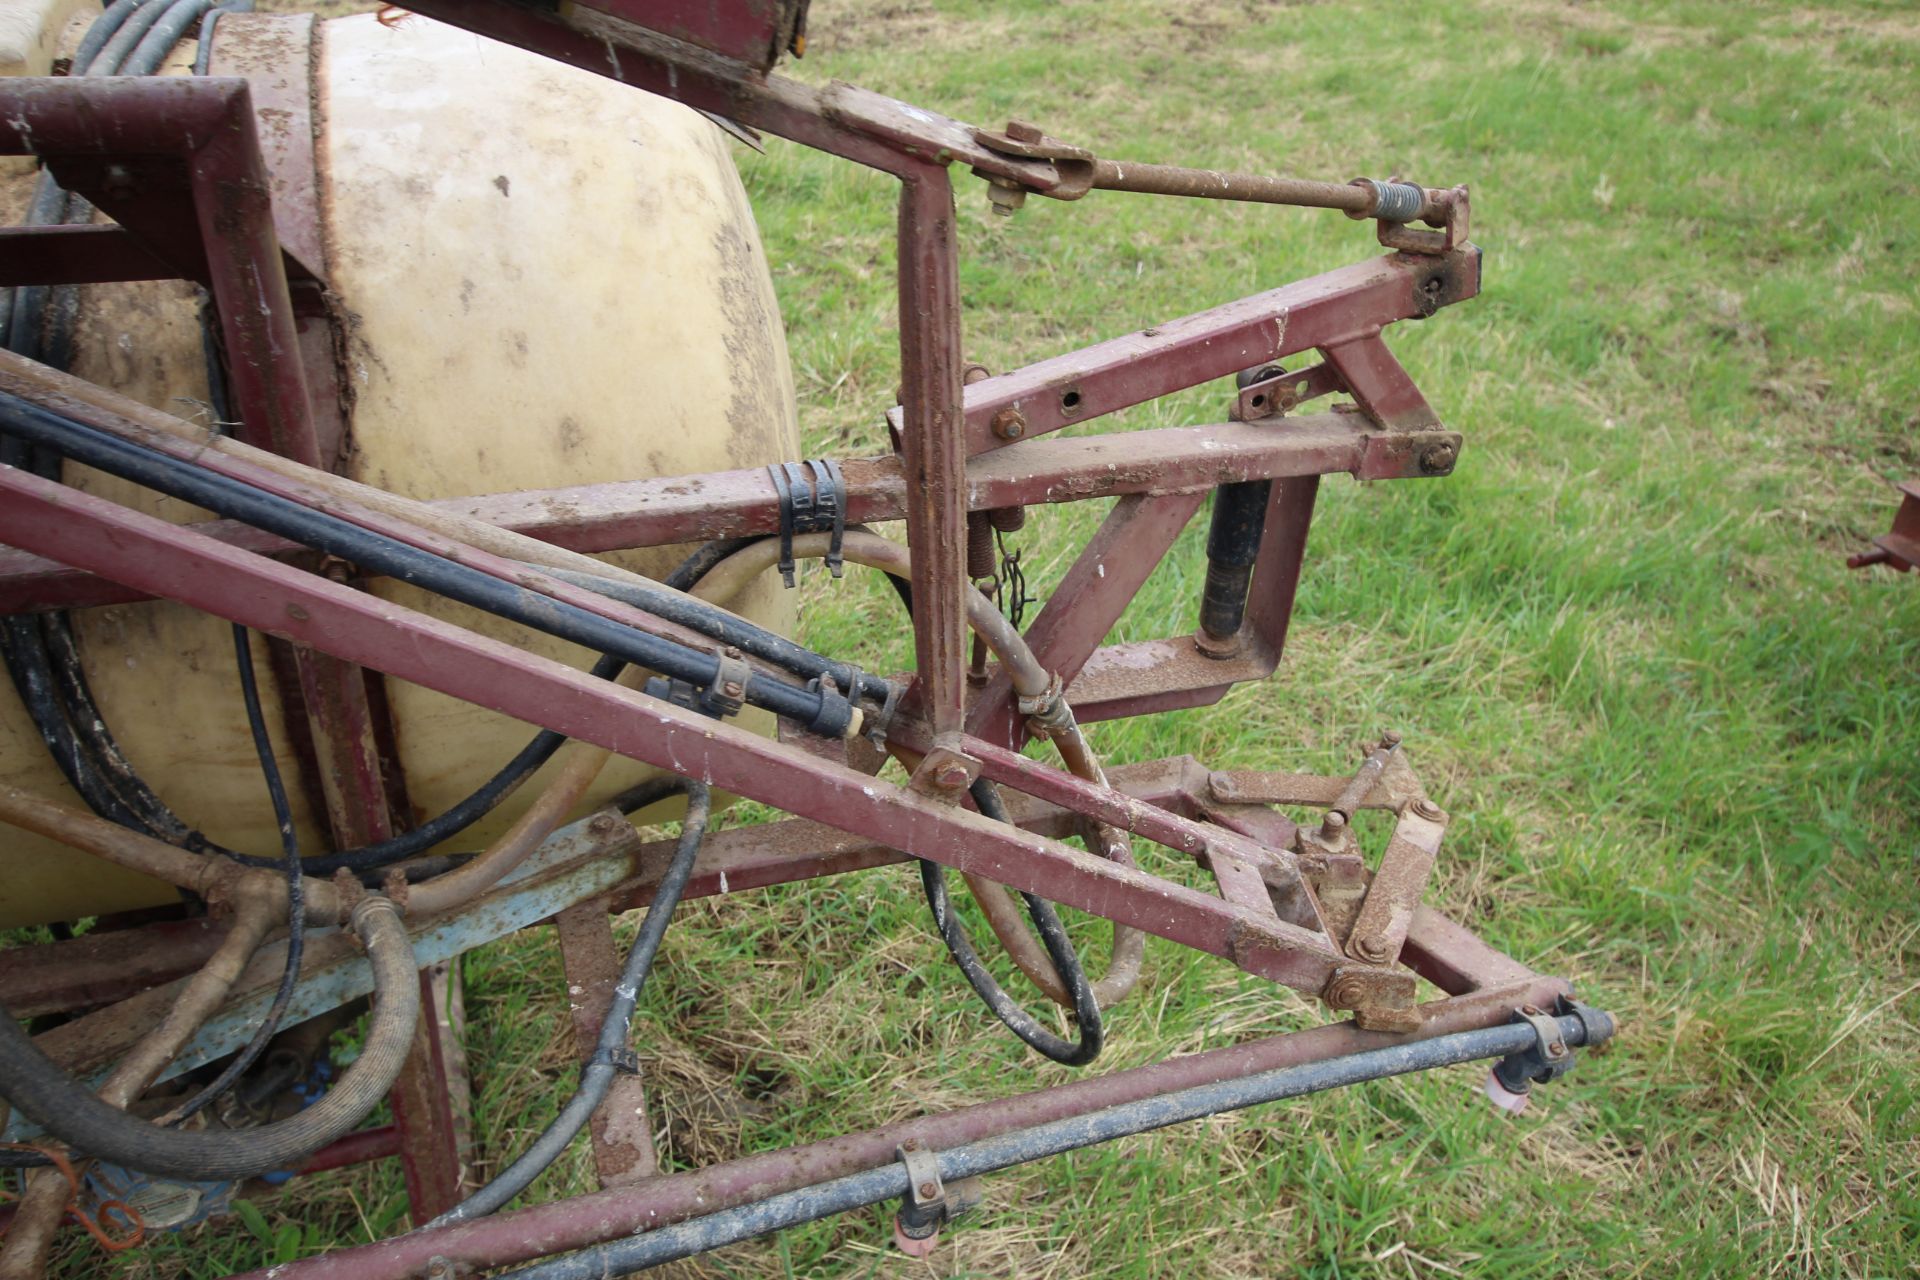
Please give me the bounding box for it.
[1490,1004,1577,1105]
[708,646,751,718]
[1232,361,1343,422]
[892,1138,984,1258]
[907,741,981,798]
[768,458,848,586]
[1376,184,1471,256]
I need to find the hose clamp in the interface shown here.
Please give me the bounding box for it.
[891,1138,983,1257]
[1017,672,1074,740]
[768,458,848,587]
[1492,1004,1577,1098]
[590,1046,641,1076]
[863,676,906,749]
[707,646,751,719]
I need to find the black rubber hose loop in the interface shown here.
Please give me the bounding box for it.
[919,780,1102,1067]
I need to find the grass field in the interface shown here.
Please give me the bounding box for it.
[66,0,1920,1276]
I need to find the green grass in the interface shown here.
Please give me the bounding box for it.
[72,0,1920,1276]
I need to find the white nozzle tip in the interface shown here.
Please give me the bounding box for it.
[893,1218,939,1258]
[1483,1068,1530,1115]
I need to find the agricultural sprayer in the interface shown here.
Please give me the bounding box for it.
[0,0,1614,1273]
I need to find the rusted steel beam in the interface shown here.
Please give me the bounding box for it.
[553,903,658,1187]
[917,249,1477,456]
[0,225,180,286]
[894,166,971,742]
[1344,805,1445,966]
[0,414,1423,613]
[0,468,1353,995]
[1320,332,1439,432]
[236,966,1566,1280]
[296,1125,402,1176]
[0,917,229,1018]
[1399,906,1543,995]
[0,78,322,467]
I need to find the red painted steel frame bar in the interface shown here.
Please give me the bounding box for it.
[0,466,1348,995]
[0,401,1445,615]
[0,77,320,468]
[895,166,971,741]
[240,967,1565,1280]
[948,251,1474,454]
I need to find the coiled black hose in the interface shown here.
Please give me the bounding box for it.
[430,783,713,1225]
[921,780,1102,1066]
[0,897,420,1181]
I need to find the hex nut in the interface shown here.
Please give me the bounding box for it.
[1420,441,1458,474]
[991,407,1027,440]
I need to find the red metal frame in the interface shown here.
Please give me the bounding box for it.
[0,2,1603,1271]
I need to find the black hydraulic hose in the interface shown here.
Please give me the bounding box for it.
[161,625,307,1124]
[430,783,713,1225]
[843,541,1104,1065]
[0,395,858,736]
[191,0,252,76]
[123,0,220,73]
[86,0,175,74]
[0,897,421,1180]
[498,1010,1614,1279]
[216,653,628,876]
[539,565,890,705]
[72,0,151,70]
[920,780,1102,1066]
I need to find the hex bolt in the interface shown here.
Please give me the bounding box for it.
[991,407,1027,440]
[1004,119,1045,143]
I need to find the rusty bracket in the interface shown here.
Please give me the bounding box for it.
[908,740,980,799]
[1847,478,1920,572]
[1371,184,1471,256]
[1320,963,1421,1032]
[1357,428,1462,481]
[969,119,1095,203]
[1232,361,1344,422]
[1345,799,1447,966]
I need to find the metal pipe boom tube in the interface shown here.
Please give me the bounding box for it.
[0,393,856,737]
[499,1011,1610,1278]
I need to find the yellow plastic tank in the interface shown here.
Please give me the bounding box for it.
[0,9,799,927]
